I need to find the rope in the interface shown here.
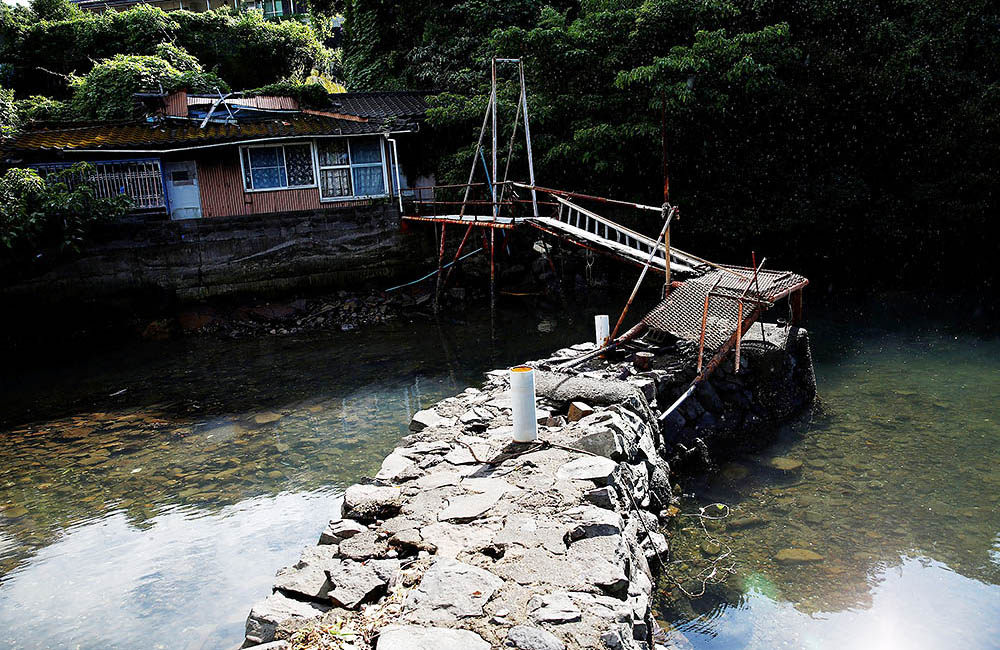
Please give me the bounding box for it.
[384,247,484,292]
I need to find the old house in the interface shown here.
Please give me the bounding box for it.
[1,90,430,221]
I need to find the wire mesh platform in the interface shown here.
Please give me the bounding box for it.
[642,267,808,352]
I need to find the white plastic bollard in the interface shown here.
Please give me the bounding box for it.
[510,365,538,443]
[595,314,610,347]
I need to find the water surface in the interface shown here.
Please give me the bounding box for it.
[657,298,1000,650]
[0,301,601,649]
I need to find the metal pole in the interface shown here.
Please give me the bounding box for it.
[520,61,539,218]
[491,58,498,221]
[609,207,675,341]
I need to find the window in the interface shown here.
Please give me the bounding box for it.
[349,138,386,197]
[317,137,387,201]
[241,143,315,191]
[171,170,192,186]
[317,140,352,199]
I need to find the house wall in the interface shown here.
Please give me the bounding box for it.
[193,140,400,218]
[195,147,327,218]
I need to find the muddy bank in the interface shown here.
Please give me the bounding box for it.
[239,324,815,649]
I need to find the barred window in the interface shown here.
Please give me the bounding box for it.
[241,143,315,191]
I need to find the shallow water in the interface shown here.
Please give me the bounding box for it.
[0,301,604,649]
[656,299,1000,650]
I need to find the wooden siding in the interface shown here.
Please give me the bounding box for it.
[195,148,376,218]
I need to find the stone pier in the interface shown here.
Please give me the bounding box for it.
[241,324,815,649]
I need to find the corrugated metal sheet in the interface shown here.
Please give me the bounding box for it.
[165,90,187,118]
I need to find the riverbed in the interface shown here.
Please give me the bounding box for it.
[0,300,603,649]
[656,296,1000,649]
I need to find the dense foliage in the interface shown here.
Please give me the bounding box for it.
[0,3,330,99]
[0,164,130,259]
[0,86,17,137]
[342,0,999,287]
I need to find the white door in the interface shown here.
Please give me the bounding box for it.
[164,161,202,220]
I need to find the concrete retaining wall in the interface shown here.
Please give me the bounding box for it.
[241,325,816,650]
[0,204,433,305]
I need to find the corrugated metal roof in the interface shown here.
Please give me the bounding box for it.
[4,115,402,152]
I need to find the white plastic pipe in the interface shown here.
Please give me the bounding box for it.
[595,314,610,347]
[510,365,538,443]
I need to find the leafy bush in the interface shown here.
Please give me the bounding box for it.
[0,86,17,136]
[14,94,71,123]
[0,164,130,259]
[69,54,229,121]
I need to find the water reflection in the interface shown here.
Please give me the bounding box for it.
[657,303,1000,648]
[677,557,1000,650]
[0,300,609,649]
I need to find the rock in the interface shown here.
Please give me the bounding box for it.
[319,518,366,545]
[438,478,513,522]
[326,559,388,609]
[245,592,329,645]
[375,451,422,483]
[389,528,436,554]
[377,626,490,650]
[728,516,768,530]
[342,484,402,523]
[583,486,616,510]
[528,592,581,623]
[775,548,824,564]
[415,471,461,490]
[556,456,618,485]
[273,545,340,600]
[338,530,388,561]
[768,457,803,472]
[562,505,623,540]
[405,558,504,622]
[700,541,721,556]
[410,409,452,432]
[505,625,566,650]
[570,426,624,460]
[254,412,283,425]
[567,402,595,422]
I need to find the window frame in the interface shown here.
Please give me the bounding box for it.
[239,142,317,193]
[316,136,390,203]
[237,137,390,200]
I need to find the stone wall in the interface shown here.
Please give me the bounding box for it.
[0,204,433,305]
[241,324,816,650]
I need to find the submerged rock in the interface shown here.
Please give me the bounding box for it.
[775,548,824,564]
[768,457,803,472]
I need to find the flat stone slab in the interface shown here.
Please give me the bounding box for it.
[378,625,490,650]
[273,544,340,600]
[245,592,330,645]
[505,625,566,649]
[410,409,454,431]
[342,484,402,523]
[326,559,387,609]
[527,592,581,623]
[555,456,618,484]
[405,557,504,623]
